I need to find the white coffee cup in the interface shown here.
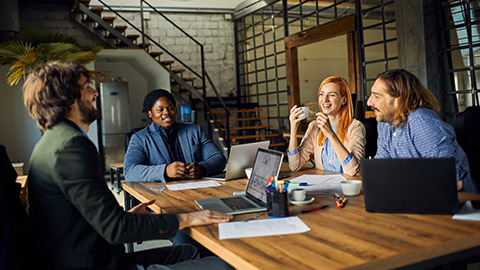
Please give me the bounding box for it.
[297,106,309,119]
[340,180,362,196]
[245,167,252,179]
[291,188,306,201]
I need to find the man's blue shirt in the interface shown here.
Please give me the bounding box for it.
[375,108,478,193]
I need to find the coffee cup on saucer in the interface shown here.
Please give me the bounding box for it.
[291,188,306,201]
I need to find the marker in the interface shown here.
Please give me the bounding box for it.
[301,205,329,213]
[289,182,308,186]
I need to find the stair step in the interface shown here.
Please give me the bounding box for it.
[127,34,140,41]
[138,43,151,49]
[231,134,279,140]
[194,85,207,89]
[212,108,262,114]
[220,125,272,131]
[103,16,115,25]
[270,142,286,147]
[150,52,163,58]
[79,0,91,7]
[173,69,186,73]
[183,77,196,81]
[161,60,174,65]
[215,116,267,123]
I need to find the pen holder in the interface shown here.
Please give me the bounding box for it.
[266,190,289,217]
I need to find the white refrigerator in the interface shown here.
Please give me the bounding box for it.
[100,81,131,171]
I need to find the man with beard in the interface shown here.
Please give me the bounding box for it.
[24,61,233,269]
[367,69,477,193]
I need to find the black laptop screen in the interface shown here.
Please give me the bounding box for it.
[246,148,283,204]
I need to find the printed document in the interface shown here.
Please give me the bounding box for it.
[452,201,480,221]
[287,174,346,194]
[166,180,221,191]
[218,216,311,240]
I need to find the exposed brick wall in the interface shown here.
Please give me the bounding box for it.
[103,11,236,97]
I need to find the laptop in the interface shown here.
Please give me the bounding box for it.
[361,158,459,214]
[195,148,283,214]
[205,141,270,181]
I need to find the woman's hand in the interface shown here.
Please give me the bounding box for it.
[316,112,334,137]
[166,161,187,178]
[128,199,156,215]
[289,105,305,132]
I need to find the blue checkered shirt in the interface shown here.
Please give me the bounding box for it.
[375,108,478,193]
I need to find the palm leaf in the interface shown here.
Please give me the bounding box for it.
[36,42,81,62]
[0,41,32,65]
[17,29,81,47]
[64,51,98,64]
[7,49,37,86]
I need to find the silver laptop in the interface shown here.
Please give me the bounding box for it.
[205,141,270,181]
[195,148,283,215]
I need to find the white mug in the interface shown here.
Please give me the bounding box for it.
[297,106,309,119]
[291,188,306,201]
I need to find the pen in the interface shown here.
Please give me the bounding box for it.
[301,205,329,213]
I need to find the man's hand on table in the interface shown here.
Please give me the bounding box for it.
[185,162,203,179]
[128,199,156,215]
[178,210,233,229]
[166,161,187,178]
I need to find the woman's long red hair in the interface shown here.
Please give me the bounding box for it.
[317,76,353,146]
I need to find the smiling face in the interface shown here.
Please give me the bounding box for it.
[77,74,99,124]
[318,82,346,117]
[148,97,176,129]
[367,78,398,123]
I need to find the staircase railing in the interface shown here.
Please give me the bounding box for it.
[89,0,232,149]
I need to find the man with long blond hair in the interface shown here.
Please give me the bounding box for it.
[367,69,477,193]
[288,76,366,176]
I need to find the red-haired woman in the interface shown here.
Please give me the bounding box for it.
[288,76,366,176]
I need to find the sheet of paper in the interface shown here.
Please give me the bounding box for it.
[166,180,221,191]
[218,216,311,240]
[287,174,346,194]
[452,201,480,221]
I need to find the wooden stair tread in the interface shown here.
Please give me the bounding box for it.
[215,116,267,123]
[194,85,207,89]
[270,142,286,147]
[173,69,186,73]
[231,134,279,140]
[220,125,272,131]
[150,52,163,57]
[79,0,91,6]
[183,77,196,81]
[161,60,174,65]
[127,34,140,39]
[138,43,151,48]
[212,108,262,114]
[115,26,127,32]
[103,16,115,24]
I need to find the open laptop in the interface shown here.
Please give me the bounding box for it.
[195,148,283,214]
[361,158,459,214]
[205,141,270,181]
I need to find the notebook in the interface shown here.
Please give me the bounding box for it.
[195,148,283,215]
[205,141,270,181]
[361,158,459,214]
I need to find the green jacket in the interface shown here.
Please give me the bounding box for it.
[28,120,179,269]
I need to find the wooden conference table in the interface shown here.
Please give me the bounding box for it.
[123,166,480,269]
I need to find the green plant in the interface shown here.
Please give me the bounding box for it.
[0,29,103,85]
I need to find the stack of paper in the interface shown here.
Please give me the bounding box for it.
[218,216,311,240]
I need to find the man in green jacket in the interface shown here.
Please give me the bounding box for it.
[24,60,233,269]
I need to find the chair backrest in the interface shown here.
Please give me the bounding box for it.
[359,118,378,159]
[124,127,144,152]
[0,144,31,269]
[455,106,480,188]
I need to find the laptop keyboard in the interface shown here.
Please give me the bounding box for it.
[221,197,256,210]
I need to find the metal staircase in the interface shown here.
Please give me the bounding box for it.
[72,0,286,155]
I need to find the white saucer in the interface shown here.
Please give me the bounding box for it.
[289,196,315,206]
